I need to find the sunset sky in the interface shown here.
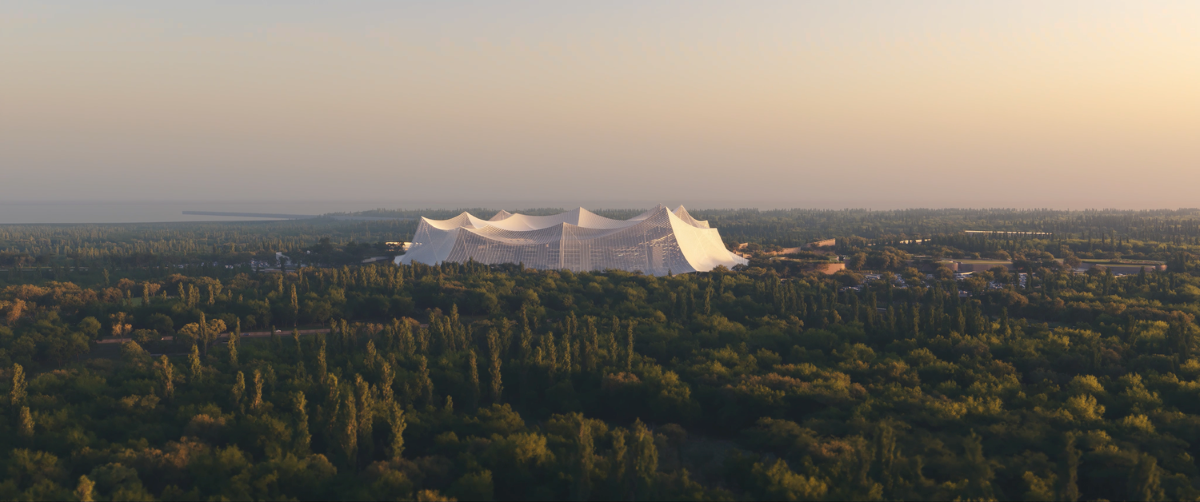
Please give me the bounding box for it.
[3,1,1199,209]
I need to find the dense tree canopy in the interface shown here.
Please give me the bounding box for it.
[3,209,1200,500]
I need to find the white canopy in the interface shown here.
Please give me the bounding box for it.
[397,205,746,275]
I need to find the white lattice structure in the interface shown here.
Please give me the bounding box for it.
[397,205,747,275]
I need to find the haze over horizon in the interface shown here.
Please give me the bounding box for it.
[4,1,1199,213]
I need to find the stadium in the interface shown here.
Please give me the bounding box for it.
[397,205,747,275]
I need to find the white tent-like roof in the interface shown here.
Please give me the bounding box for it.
[396,205,747,275]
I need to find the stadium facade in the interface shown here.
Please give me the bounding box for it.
[397,205,747,275]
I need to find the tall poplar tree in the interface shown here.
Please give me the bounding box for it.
[610,316,621,363]
[630,420,658,500]
[339,393,358,466]
[582,317,597,372]
[291,284,299,327]
[317,343,328,385]
[11,363,26,406]
[158,356,174,400]
[467,349,480,410]
[294,391,311,454]
[228,319,240,368]
[388,401,407,461]
[487,329,503,403]
[380,361,395,401]
[18,406,34,438]
[574,416,594,501]
[417,355,434,404]
[198,312,210,356]
[189,344,202,383]
[251,370,264,411]
[355,374,374,459]
[625,321,637,371]
[232,371,246,408]
[609,430,627,500]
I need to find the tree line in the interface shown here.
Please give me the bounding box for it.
[3,251,1200,499]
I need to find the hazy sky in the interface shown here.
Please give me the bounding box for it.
[3,1,1199,209]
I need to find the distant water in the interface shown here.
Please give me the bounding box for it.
[0,201,417,224]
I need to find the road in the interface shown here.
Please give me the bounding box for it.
[96,328,332,345]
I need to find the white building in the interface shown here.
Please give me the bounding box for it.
[397,205,747,275]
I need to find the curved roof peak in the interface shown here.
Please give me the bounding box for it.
[419,205,716,232]
[671,205,710,229]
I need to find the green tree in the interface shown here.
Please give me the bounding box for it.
[1022,471,1057,501]
[317,344,328,385]
[582,317,597,372]
[78,317,102,339]
[11,363,26,406]
[75,475,95,502]
[110,312,133,338]
[291,284,299,327]
[574,416,594,501]
[544,332,558,378]
[232,371,246,408]
[752,459,828,501]
[609,430,627,500]
[251,370,263,411]
[18,405,34,438]
[487,329,503,403]
[962,432,995,499]
[561,337,573,374]
[294,391,311,454]
[630,420,658,499]
[355,374,374,459]
[417,355,433,405]
[339,392,358,466]
[625,320,637,371]
[157,356,174,401]
[380,361,394,401]
[188,344,202,383]
[199,312,209,356]
[229,319,241,368]
[1061,433,1080,502]
[365,340,377,370]
[468,349,480,410]
[1129,454,1165,502]
[388,401,407,460]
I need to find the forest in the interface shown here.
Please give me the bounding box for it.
[3,208,1200,500]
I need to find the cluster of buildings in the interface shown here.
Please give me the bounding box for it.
[840,273,905,293]
[840,270,1031,296]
